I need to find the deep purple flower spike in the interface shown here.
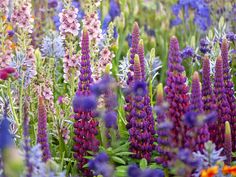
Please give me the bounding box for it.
[202,55,217,143]
[214,56,231,149]
[224,121,232,165]
[186,72,209,151]
[37,96,51,162]
[221,39,236,151]
[164,36,189,147]
[128,55,154,161]
[125,22,140,130]
[73,29,99,177]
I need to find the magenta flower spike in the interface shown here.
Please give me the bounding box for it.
[202,56,217,143]
[37,96,51,162]
[164,36,189,146]
[221,39,236,151]
[214,56,231,149]
[73,29,99,177]
[128,55,154,161]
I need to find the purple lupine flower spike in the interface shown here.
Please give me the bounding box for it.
[125,22,140,130]
[138,39,145,80]
[73,29,99,177]
[129,55,153,161]
[224,121,232,165]
[164,36,189,147]
[221,39,236,151]
[37,96,51,162]
[156,83,173,167]
[214,56,231,149]
[127,22,140,86]
[188,72,209,151]
[202,55,217,143]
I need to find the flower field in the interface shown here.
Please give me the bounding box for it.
[0,0,236,177]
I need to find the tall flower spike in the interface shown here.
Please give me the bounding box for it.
[164,36,189,146]
[138,39,145,80]
[224,121,232,165]
[73,29,99,177]
[156,83,173,167]
[37,96,51,162]
[186,72,209,151]
[221,38,236,151]
[128,55,154,161]
[125,22,140,130]
[214,56,231,149]
[202,56,217,143]
[127,22,140,86]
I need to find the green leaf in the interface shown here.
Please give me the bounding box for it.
[115,152,134,156]
[139,158,147,170]
[113,142,129,153]
[111,156,126,165]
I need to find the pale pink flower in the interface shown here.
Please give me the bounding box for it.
[59,7,80,37]
[63,50,80,82]
[11,2,34,33]
[0,0,9,16]
[82,12,102,44]
[0,40,12,69]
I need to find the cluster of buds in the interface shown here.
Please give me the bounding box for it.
[0,67,16,81]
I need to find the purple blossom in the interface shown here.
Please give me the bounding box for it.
[164,36,189,147]
[181,46,194,59]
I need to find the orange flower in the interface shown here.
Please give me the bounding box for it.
[222,165,236,176]
[6,24,13,31]
[201,166,218,177]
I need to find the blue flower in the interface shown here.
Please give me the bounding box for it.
[109,0,120,20]
[104,111,117,128]
[181,46,194,59]
[126,34,132,47]
[73,94,97,112]
[133,81,147,96]
[102,15,112,33]
[88,153,113,177]
[0,117,13,150]
[172,4,181,16]
[178,149,200,168]
[113,26,118,39]
[127,165,142,177]
[184,111,198,127]
[170,17,182,27]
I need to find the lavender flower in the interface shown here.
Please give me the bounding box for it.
[164,36,189,147]
[224,121,232,165]
[221,38,236,151]
[41,31,65,60]
[193,141,225,177]
[214,56,231,149]
[73,29,99,176]
[181,46,194,59]
[0,40,13,69]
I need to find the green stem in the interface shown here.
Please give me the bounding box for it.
[19,72,25,126]
[7,81,19,126]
